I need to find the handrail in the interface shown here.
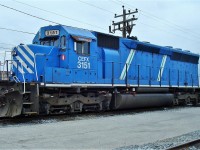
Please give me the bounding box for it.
[19,61,25,94]
[13,76,20,83]
[96,61,198,87]
[0,47,25,93]
[198,75,200,88]
[5,59,26,93]
[0,50,12,80]
[9,59,26,93]
[2,50,12,72]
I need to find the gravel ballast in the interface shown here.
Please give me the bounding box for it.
[117,130,200,150]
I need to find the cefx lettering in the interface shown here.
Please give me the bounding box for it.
[77,56,90,69]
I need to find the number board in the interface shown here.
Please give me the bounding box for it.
[45,30,59,36]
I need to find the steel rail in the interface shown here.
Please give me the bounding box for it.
[167,138,200,150]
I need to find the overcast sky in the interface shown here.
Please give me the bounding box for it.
[0,0,200,56]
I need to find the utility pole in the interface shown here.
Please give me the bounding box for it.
[109,6,138,38]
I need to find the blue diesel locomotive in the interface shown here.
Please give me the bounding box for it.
[0,25,199,117]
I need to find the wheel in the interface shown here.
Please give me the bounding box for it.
[0,88,6,95]
[184,97,191,105]
[192,98,198,106]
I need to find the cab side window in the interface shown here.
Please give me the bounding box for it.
[60,35,66,50]
[74,41,90,55]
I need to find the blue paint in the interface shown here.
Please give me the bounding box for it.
[9,25,199,87]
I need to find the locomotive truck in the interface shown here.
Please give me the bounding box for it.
[0,25,199,117]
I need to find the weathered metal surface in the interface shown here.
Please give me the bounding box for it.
[0,71,9,81]
[41,93,112,114]
[0,91,22,117]
[136,87,169,93]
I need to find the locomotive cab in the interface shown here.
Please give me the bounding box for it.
[32,25,97,84]
[34,28,66,50]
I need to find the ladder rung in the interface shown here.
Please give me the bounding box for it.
[23,102,33,105]
[23,112,38,115]
[20,91,31,94]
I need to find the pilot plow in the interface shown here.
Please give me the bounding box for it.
[0,90,23,117]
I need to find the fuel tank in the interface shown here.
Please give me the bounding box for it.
[112,93,174,110]
[136,87,169,93]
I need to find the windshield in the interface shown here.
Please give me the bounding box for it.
[40,38,59,47]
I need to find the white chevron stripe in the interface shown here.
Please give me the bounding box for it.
[157,55,167,81]
[22,45,34,58]
[17,46,34,67]
[12,61,24,74]
[120,49,136,80]
[15,56,34,74]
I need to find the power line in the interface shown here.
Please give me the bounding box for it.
[0,27,36,35]
[0,42,15,46]
[138,22,200,44]
[78,0,115,14]
[0,47,12,50]
[12,0,107,31]
[2,0,200,45]
[110,0,200,44]
[0,3,60,25]
[114,0,200,39]
[110,6,138,38]
[75,0,200,42]
[139,12,200,39]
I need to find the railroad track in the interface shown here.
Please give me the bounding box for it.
[0,106,198,126]
[0,106,182,125]
[167,138,200,150]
